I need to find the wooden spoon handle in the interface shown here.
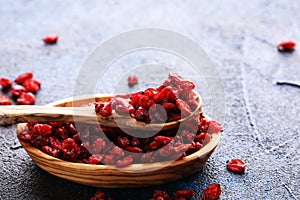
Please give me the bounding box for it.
[0,106,96,126]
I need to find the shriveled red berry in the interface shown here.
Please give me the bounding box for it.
[0,77,13,88]
[133,106,149,122]
[112,97,132,115]
[103,155,115,165]
[61,138,80,160]
[110,146,125,159]
[202,183,221,200]
[277,40,296,52]
[207,120,222,134]
[176,99,192,117]
[117,136,130,149]
[23,79,40,93]
[32,124,52,136]
[154,87,177,103]
[87,154,103,164]
[0,96,11,105]
[154,135,172,146]
[42,146,60,157]
[49,136,62,149]
[115,155,133,168]
[94,101,104,113]
[174,190,194,199]
[131,137,140,147]
[148,140,160,151]
[194,132,211,144]
[17,130,32,142]
[10,85,26,96]
[17,92,35,105]
[91,138,106,154]
[95,101,112,117]
[43,34,59,44]
[90,190,113,200]
[15,72,33,84]
[31,79,41,87]
[226,158,246,174]
[178,80,195,91]
[151,190,170,200]
[127,75,138,87]
[94,191,105,199]
[125,146,143,153]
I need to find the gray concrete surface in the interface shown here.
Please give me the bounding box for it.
[0,1,299,199]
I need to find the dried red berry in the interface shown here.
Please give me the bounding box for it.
[17,92,35,105]
[88,154,103,164]
[0,96,11,105]
[226,158,246,174]
[117,136,130,149]
[95,101,112,117]
[125,146,143,153]
[174,190,194,199]
[154,87,177,103]
[103,155,115,165]
[277,40,296,52]
[207,120,222,134]
[151,190,170,200]
[49,137,62,149]
[15,72,33,84]
[42,146,60,157]
[61,138,80,161]
[115,155,133,168]
[94,190,105,199]
[17,130,32,142]
[127,75,138,87]
[194,132,211,144]
[90,190,112,200]
[110,146,125,159]
[0,77,13,88]
[23,79,40,93]
[10,85,26,96]
[31,79,41,87]
[154,135,172,146]
[130,137,140,147]
[176,99,192,117]
[32,124,52,136]
[91,138,106,154]
[202,183,221,200]
[43,34,59,44]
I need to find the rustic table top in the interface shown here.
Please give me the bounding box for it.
[1,1,299,199]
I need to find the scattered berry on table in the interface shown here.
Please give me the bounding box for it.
[127,75,138,87]
[43,34,59,44]
[226,158,246,174]
[10,85,26,96]
[0,77,13,88]
[16,92,35,105]
[15,72,33,84]
[202,183,221,200]
[0,96,11,105]
[277,40,296,52]
[174,190,194,199]
[1,72,41,105]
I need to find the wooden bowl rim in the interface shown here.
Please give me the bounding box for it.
[16,94,221,173]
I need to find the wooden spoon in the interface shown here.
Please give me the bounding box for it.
[0,93,202,131]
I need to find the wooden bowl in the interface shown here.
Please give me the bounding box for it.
[16,95,221,188]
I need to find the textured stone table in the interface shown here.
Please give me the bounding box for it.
[1,1,299,199]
